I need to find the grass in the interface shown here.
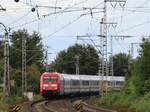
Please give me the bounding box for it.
[132,92,150,112]
[0,92,43,112]
[90,91,150,112]
[0,89,24,112]
[33,94,43,101]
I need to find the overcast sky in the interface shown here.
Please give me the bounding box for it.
[0,0,150,62]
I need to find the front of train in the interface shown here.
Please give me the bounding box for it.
[40,72,60,98]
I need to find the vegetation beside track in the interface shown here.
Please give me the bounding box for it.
[0,89,24,111]
[91,38,150,112]
[91,91,150,112]
[33,94,43,101]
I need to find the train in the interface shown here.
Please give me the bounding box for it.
[40,72,125,98]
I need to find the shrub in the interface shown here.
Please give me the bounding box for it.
[132,92,150,112]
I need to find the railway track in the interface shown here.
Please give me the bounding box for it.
[72,97,117,112]
[30,96,117,112]
[31,99,56,112]
[81,102,117,112]
[30,97,76,112]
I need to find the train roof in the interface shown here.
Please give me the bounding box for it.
[41,72,125,81]
[61,73,125,81]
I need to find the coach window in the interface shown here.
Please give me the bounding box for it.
[72,80,79,85]
[93,81,98,85]
[65,80,69,85]
[82,80,89,85]
[116,81,124,86]
[108,81,112,86]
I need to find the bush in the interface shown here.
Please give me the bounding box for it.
[91,91,150,112]
[33,94,43,101]
[132,92,150,112]
[0,90,24,111]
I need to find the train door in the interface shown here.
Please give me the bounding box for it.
[63,76,71,95]
[59,76,64,95]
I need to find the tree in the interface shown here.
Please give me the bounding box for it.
[112,53,130,76]
[126,38,150,95]
[10,29,44,69]
[9,29,45,94]
[50,44,99,75]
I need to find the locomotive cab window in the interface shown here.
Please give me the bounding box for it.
[43,76,58,82]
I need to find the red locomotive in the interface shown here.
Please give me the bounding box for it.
[40,72,61,97]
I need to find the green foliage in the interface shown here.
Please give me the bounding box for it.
[112,53,130,76]
[91,91,150,112]
[126,38,150,95]
[10,29,44,69]
[92,91,137,107]
[0,90,23,111]
[0,29,44,98]
[91,38,150,112]
[132,92,150,112]
[10,30,44,95]
[27,64,41,93]
[50,44,99,75]
[33,94,43,101]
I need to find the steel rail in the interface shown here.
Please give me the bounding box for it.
[82,102,117,112]
[71,96,118,112]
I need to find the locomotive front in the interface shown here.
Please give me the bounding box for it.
[40,72,60,98]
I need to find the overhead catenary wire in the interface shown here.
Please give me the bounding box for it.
[42,1,104,39]
[43,9,102,17]
[19,0,71,6]
[87,36,102,55]
[117,20,150,33]
[9,1,103,30]
[42,13,101,39]
[43,15,83,39]
[2,0,150,49]
[1,0,92,29]
[43,0,91,18]
[3,0,104,30]
[7,11,31,27]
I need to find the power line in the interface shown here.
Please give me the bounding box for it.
[8,11,31,27]
[43,0,91,18]
[10,2,103,29]
[43,16,83,39]
[11,18,39,29]
[42,2,104,39]
[117,20,150,33]
[43,8,103,17]
[87,36,102,55]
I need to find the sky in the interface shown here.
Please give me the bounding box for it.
[0,0,150,62]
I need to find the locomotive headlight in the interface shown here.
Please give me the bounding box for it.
[43,84,49,87]
[50,84,57,87]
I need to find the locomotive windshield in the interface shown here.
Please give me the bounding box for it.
[43,76,58,82]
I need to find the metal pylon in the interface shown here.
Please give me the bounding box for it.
[4,32,10,95]
[22,35,27,97]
